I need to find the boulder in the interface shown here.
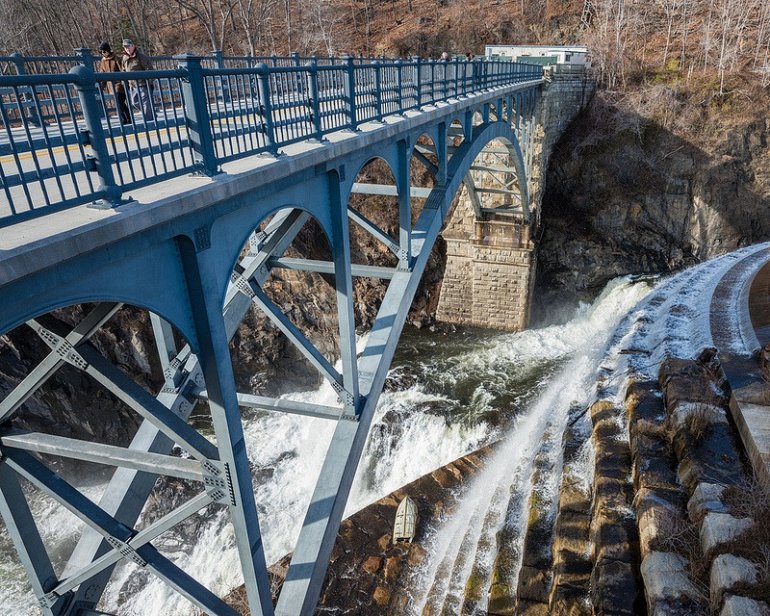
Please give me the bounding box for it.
[362,555,382,575]
[710,554,758,609]
[372,586,391,607]
[590,510,639,565]
[640,552,702,609]
[517,566,551,603]
[638,503,682,558]
[700,513,753,558]
[632,434,679,492]
[552,509,591,558]
[687,482,728,521]
[626,380,666,426]
[590,559,639,615]
[516,598,550,615]
[720,595,770,616]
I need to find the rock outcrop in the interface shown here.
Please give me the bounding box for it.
[536,87,770,315]
[220,448,490,615]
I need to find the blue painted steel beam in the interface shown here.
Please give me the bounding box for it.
[268,257,397,279]
[0,463,67,615]
[329,168,360,413]
[347,206,400,256]
[3,449,238,616]
[177,236,274,616]
[0,303,121,421]
[54,493,213,597]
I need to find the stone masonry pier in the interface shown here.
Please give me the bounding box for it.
[437,66,595,330]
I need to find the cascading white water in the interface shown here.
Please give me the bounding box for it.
[1,274,654,615]
[406,276,655,614]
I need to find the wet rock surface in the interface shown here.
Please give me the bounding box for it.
[221,449,489,615]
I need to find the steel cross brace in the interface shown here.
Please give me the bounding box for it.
[0,302,122,422]
[0,210,312,614]
[2,449,239,616]
[347,206,401,256]
[274,185,448,616]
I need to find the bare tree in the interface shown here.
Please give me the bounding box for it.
[657,0,683,67]
[233,0,277,56]
[170,0,235,52]
[303,0,339,55]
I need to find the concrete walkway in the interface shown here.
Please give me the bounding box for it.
[712,251,770,488]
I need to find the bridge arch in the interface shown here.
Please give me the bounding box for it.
[0,239,199,347]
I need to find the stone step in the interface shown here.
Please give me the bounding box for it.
[547,417,592,616]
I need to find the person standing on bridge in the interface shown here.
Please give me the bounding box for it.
[97,42,131,125]
[120,39,155,122]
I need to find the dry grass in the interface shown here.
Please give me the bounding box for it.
[682,405,714,444]
[722,478,770,604]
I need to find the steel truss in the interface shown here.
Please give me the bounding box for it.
[0,88,540,616]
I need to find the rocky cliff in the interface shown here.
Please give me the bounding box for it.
[536,78,770,314]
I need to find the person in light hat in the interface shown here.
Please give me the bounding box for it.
[97,42,131,124]
[120,39,155,121]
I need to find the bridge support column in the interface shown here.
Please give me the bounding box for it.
[437,217,535,331]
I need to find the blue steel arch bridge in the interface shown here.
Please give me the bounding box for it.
[0,52,545,615]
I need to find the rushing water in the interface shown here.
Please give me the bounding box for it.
[0,275,654,615]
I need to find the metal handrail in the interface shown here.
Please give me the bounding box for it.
[0,54,543,226]
[0,51,409,75]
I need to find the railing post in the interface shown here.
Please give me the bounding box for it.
[373,60,383,121]
[436,60,449,101]
[255,62,279,152]
[10,52,25,76]
[428,59,436,105]
[343,55,358,131]
[412,56,421,109]
[69,65,124,208]
[395,60,404,114]
[305,60,323,140]
[439,59,446,101]
[212,49,230,103]
[452,58,460,98]
[75,47,95,71]
[292,51,301,67]
[76,47,106,119]
[175,54,220,176]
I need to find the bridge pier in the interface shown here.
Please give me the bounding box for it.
[437,217,535,330]
[436,66,594,331]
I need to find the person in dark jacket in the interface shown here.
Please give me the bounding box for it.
[97,41,131,124]
[120,39,155,121]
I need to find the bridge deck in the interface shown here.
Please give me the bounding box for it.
[0,82,538,288]
[0,67,546,616]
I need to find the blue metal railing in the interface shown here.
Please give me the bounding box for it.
[0,54,543,227]
[0,51,398,76]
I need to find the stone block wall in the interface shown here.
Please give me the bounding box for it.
[437,233,535,330]
[436,67,594,331]
[527,66,596,227]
